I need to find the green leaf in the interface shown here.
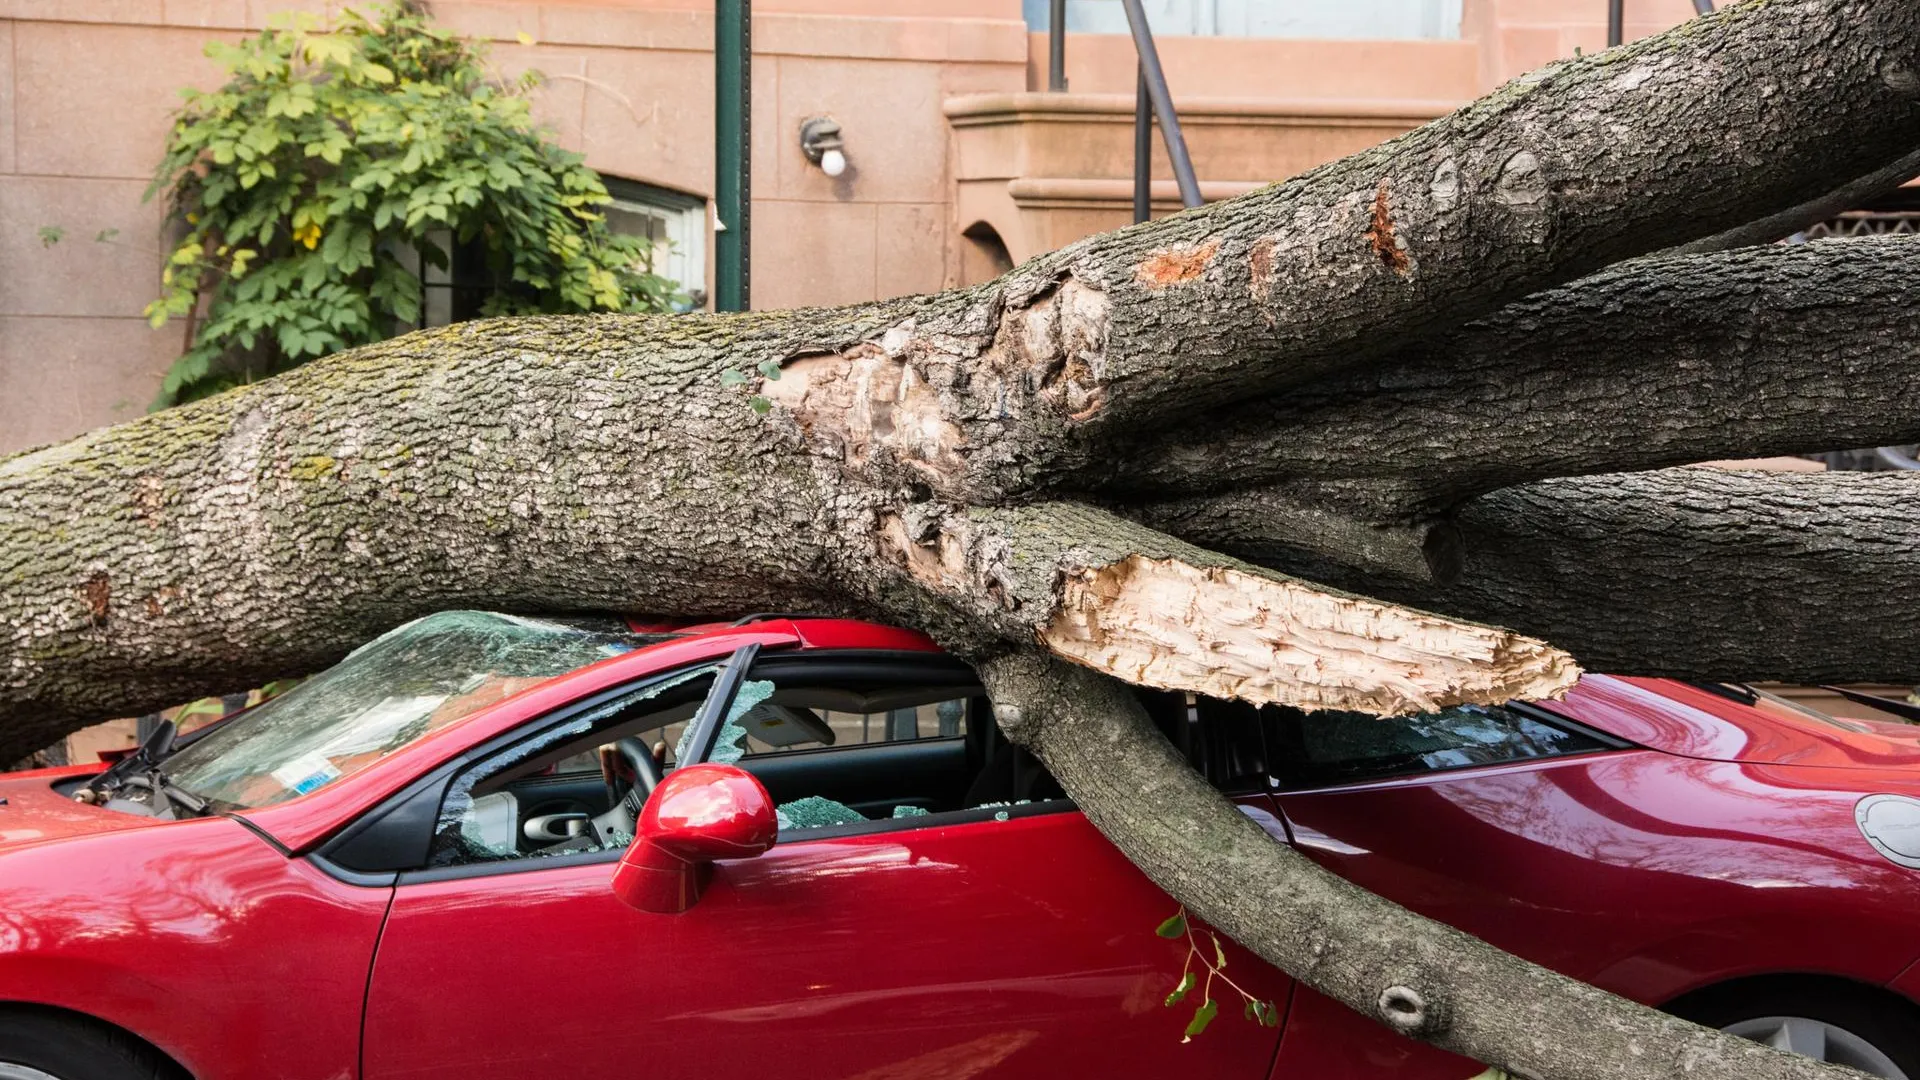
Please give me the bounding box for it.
[718,368,747,387]
[37,225,64,248]
[1258,1001,1280,1027]
[1155,911,1187,939]
[1164,972,1195,1008]
[1182,999,1219,1042]
[756,359,783,382]
[748,395,772,415]
[1211,933,1227,970]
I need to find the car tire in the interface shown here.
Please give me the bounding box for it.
[0,1010,180,1080]
[1671,981,1920,1080]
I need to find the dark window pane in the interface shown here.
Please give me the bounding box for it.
[1271,703,1610,789]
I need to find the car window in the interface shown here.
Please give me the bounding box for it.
[165,612,658,809]
[1267,702,1613,790]
[695,657,1062,836]
[426,665,720,867]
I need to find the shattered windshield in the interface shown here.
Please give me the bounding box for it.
[164,611,651,809]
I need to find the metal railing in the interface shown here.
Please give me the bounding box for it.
[1047,0,1203,224]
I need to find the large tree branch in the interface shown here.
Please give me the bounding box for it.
[874,500,1573,715]
[1672,148,1920,254]
[979,651,1854,1080]
[754,1,1920,500]
[1179,469,1920,683]
[1114,236,1920,510]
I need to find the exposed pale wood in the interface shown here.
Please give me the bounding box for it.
[875,501,1576,716]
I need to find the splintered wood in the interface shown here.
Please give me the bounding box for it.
[1041,554,1580,716]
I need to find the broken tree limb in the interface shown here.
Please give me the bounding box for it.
[874,500,1575,716]
[978,650,1859,1080]
[1190,469,1920,685]
[1672,147,1920,254]
[1116,236,1920,511]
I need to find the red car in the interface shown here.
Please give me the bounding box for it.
[5,611,1920,1080]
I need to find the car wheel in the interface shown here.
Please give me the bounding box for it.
[1676,983,1920,1080]
[0,1010,179,1080]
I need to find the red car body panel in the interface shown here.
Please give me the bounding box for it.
[363,806,1291,1080]
[1545,676,1920,769]
[4,618,1920,1080]
[0,810,386,1080]
[1271,746,1920,1077]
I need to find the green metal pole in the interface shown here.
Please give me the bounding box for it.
[715,0,750,311]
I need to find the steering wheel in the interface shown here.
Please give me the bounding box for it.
[616,736,664,798]
[583,737,666,846]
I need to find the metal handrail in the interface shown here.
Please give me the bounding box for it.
[1121,0,1203,222]
[1042,0,1202,224]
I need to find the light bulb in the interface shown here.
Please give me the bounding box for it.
[820,149,847,178]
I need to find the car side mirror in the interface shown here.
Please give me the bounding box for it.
[611,763,777,914]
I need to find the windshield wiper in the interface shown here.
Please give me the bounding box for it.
[75,719,211,817]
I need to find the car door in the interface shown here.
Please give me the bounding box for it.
[358,648,1290,1079]
[1257,699,1642,1079]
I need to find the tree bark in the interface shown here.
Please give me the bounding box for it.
[1179,469,1920,684]
[1117,236,1920,514]
[1670,148,1920,254]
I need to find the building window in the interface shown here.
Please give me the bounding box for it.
[408,178,709,329]
[603,178,708,310]
[1024,0,1462,42]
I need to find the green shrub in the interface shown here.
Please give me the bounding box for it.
[145,2,680,405]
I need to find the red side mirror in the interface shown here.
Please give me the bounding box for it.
[611,763,777,914]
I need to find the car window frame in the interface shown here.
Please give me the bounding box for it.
[312,656,738,885]
[687,650,1076,844]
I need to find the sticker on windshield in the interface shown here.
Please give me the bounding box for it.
[270,754,342,795]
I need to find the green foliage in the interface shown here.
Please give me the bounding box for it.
[1154,906,1279,1043]
[145,2,680,405]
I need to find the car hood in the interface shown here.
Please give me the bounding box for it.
[0,769,168,854]
[1559,676,1920,770]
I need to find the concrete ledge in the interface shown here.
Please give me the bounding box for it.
[0,0,1030,64]
[1006,177,1267,208]
[945,91,1457,125]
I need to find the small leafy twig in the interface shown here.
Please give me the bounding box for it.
[719,359,783,414]
[1156,906,1279,1042]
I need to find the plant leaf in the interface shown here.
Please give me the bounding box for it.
[1211,933,1227,970]
[1182,998,1219,1042]
[1155,911,1187,939]
[1164,971,1195,1007]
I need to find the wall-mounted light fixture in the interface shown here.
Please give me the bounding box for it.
[799,117,847,178]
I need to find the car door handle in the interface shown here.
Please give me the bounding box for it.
[524,813,591,842]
